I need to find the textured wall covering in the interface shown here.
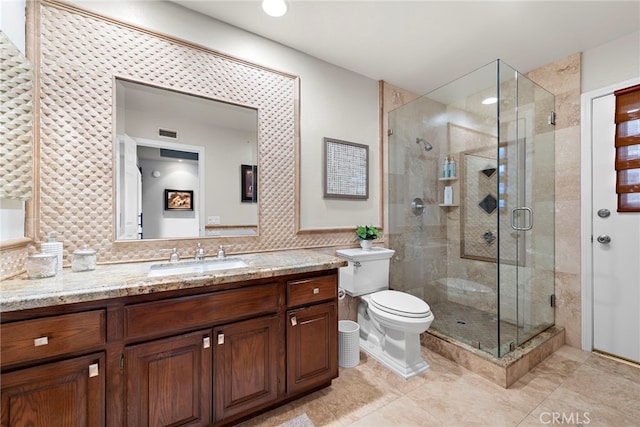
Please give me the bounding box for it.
[33,1,356,264]
[0,31,33,201]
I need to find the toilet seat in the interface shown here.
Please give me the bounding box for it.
[369,290,431,319]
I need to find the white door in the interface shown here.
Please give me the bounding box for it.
[118,134,142,240]
[591,92,640,363]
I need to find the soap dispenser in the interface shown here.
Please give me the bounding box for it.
[41,232,63,272]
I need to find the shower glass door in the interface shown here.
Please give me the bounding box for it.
[497,62,555,355]
[388,59,554,358]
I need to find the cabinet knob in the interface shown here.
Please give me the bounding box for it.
[313,288,319,294]
[34,336,49,347]
[203,336,211,349]
[217,333,225,345]
[89,363,99,378]
[291,316,297,326]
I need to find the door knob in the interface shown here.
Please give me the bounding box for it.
[597,235,611,244]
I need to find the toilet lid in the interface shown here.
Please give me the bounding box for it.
[370,290,431,318]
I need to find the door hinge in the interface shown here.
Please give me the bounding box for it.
[547,112,556,126]
[550,294,556,307]
[387,128,393,137]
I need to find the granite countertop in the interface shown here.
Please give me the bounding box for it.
[0,249,347,313]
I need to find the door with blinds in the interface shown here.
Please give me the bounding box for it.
[591,85,640,364]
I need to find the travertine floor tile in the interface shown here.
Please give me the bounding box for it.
[523,386,637,427]
[237,345,638,427]
[350,396,441,427]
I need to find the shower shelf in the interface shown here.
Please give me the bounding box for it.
[438,177,458,181]
[439,203,459,207]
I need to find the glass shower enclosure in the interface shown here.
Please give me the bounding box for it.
[388,60,555,357]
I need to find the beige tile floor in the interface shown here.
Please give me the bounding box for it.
[237,345,640,427]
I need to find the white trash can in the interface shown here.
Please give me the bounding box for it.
[338,320,360,368]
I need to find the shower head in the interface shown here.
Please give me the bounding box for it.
[416,138,433,152]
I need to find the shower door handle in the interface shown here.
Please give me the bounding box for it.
[511,207,533,231]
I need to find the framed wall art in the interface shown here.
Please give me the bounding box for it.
[164,189,194,211]
[323,137,369,200]
[241,164,257,202]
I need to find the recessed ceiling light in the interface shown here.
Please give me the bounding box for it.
[482,97,498,105]
[262,0,287,17]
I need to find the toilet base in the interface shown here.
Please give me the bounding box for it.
[359,335,430,380]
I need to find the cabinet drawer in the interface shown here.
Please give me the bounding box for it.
[125,283,279,340]
[287,275,337,308]
[1,310,106,367]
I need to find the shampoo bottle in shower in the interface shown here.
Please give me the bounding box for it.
[443,186,453,205]
[449,158,457,178]
[442,157,449,178]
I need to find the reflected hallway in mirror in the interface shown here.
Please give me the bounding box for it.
[115,79,258,240]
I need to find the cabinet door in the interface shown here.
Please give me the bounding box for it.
[125,330,212,427]
[1,352,105,427]
[287,302,338,394]
[213,315,279,422]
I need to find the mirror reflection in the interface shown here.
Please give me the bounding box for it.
[115,79,258,240]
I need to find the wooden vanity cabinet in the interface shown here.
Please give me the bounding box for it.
[0,269,340,427]
[1,352,106,427]
[0,310,107,427]
[286,275,339,395]
[213,315,280,422]
[125,329,212,427]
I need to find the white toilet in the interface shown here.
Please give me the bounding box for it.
[336,248,434,379]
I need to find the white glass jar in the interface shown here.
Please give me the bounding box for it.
[26,253,58,279]
[71,246,97,272]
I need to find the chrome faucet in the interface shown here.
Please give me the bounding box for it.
[217,245,233,260]
[195,243,205,261]
[161,248,180,263]
[194,243,204,261]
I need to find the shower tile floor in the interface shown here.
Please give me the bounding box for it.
[237,345,640,426]
[429,300,504,353]
[429,300,550,355]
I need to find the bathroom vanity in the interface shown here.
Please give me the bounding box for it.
[0,250,346,426]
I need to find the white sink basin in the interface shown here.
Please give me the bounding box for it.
[148,258,248,277]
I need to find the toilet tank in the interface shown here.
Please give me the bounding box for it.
[335,248,395,296]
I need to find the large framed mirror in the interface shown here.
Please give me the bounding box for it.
[31,0,303,263]
[115,79,258,240]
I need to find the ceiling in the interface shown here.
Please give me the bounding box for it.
[118,79,257,131]
[170,0,640,95]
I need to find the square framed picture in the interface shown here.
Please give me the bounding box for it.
[164,189,194,211]
[323,137,369,199]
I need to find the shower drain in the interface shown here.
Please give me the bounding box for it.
[456,320,466,325]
